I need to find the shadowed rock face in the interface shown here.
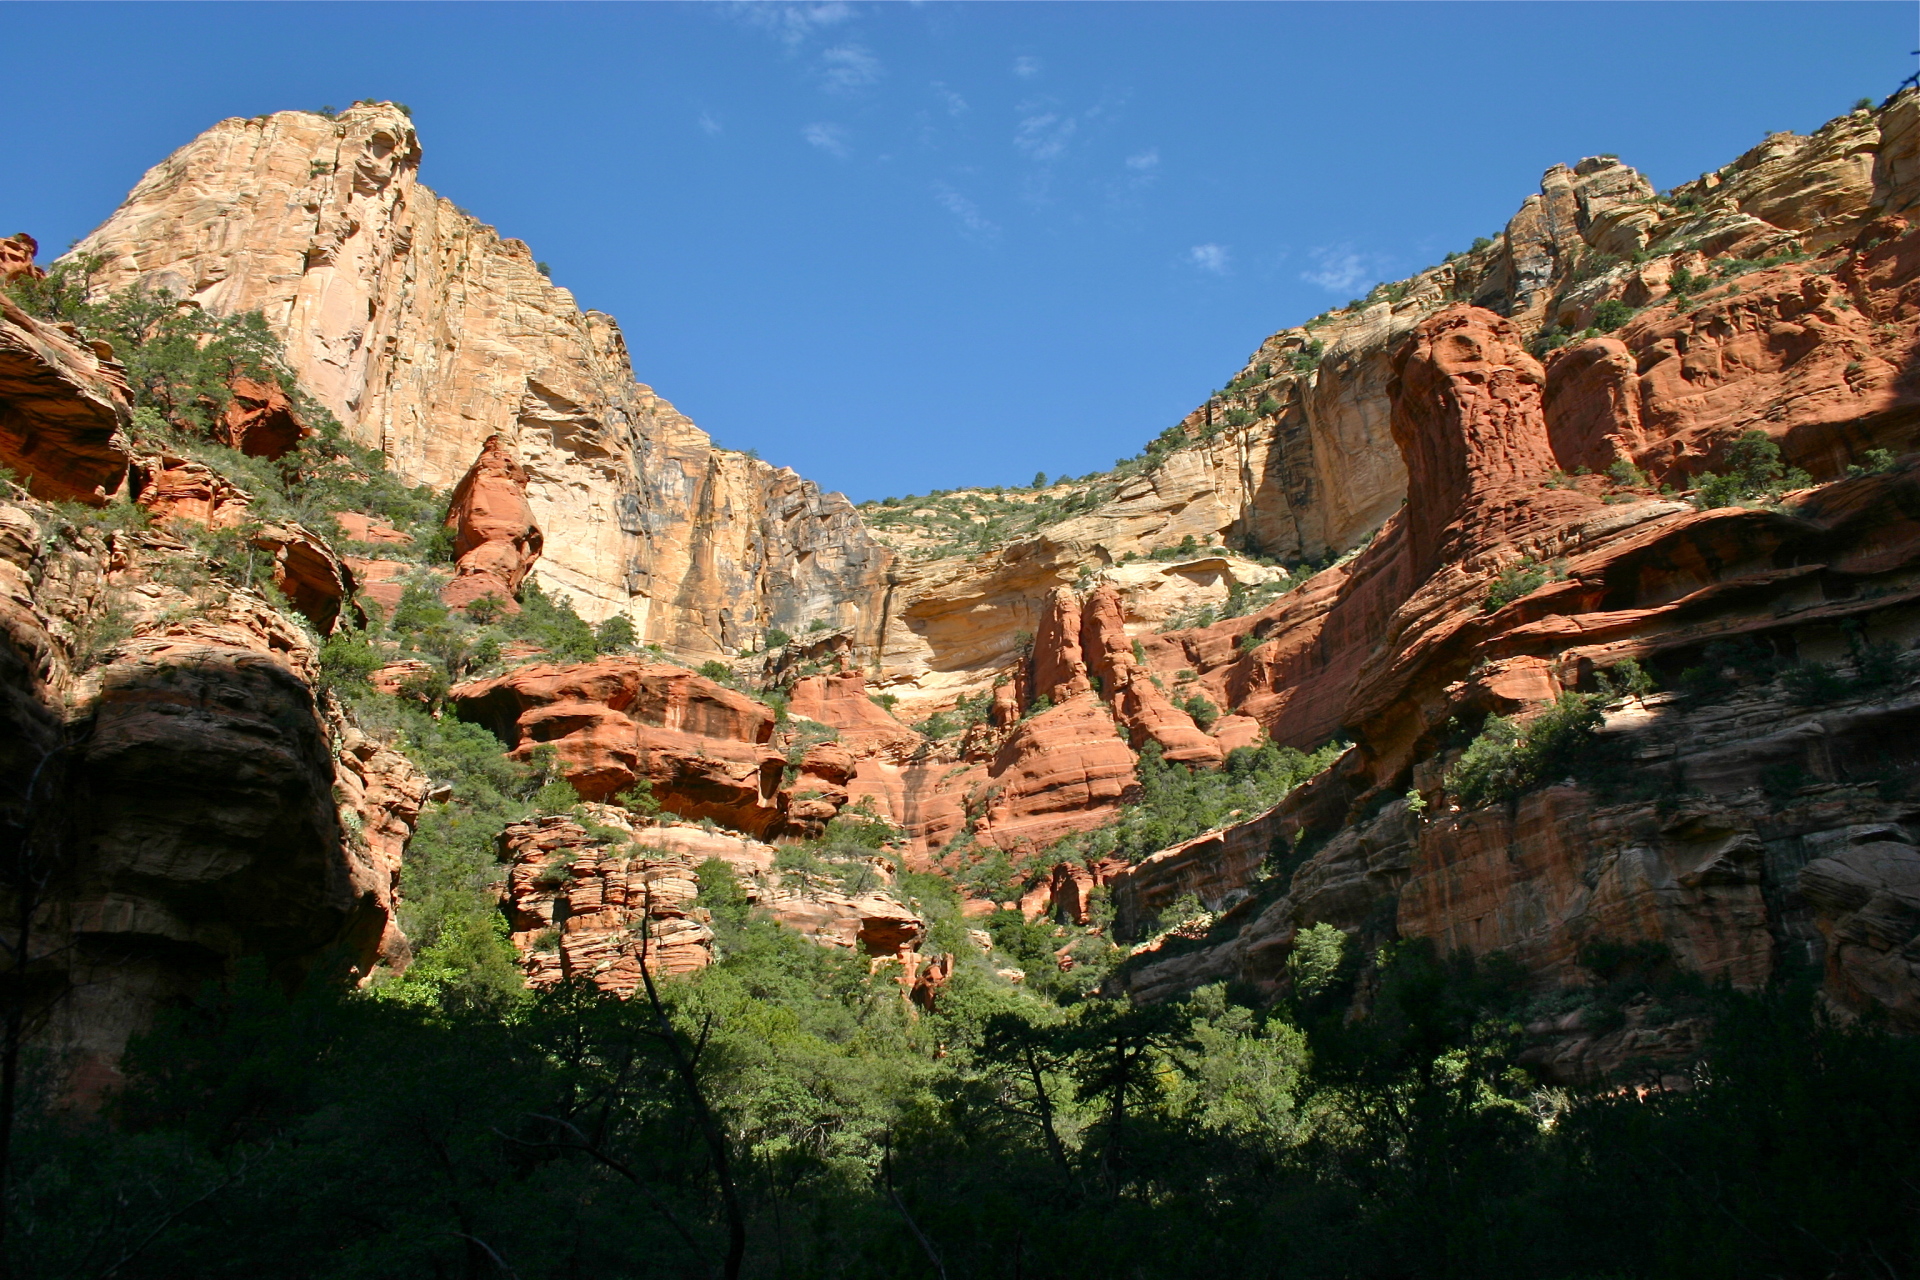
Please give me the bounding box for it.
[0,501,421,1101]
[217,376,307,459]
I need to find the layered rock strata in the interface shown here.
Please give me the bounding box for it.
[863,96,1920,728]
[1097,220,1920,1050]
[0,295,132,505]
[499,808,927,995]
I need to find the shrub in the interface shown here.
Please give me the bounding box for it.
[1847,449,1897,478]
[1288,922,1346,998]
[319,624,382,691]
[1591,298,1636,332]
[506,582,597,662]
[697,660,733,683]
[1607,457,1651,489]
[1446,691,1605,809]
[1180,694,1220,731]
[1780,626,1915,705]
[593,613,637,654]
[1039,738,1344,872]
[1691,430,1811,509]
[765,627,793,649]
[1779,660,1850,705]
[1596,656,1656,700]
[1483,558,1553,612]
[1677,637,1777,701]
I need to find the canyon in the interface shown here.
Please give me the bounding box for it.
[3,88,1919,1095]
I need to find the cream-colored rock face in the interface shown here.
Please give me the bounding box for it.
[72,105,891,659]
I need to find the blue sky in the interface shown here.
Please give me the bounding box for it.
[3,2,1911,501]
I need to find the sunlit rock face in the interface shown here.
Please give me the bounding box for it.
[72,103,894,660]
[26,89,1920,1088]
[1104,185,1920,1064]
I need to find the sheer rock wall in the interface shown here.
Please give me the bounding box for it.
[71,104,893,660]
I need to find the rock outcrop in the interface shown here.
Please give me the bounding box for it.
[1103,209,1920,1055]
[501,811,716,994]
[441,434,541,611]
[72,104,893,659]
[216,375,307,459]
[450,659,794,834]
[0,494,420,1100]
[499,808,928,993]
[0,233,43,283]
[0,295,133,505]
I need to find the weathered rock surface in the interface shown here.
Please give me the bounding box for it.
[73,104,893,658]
[502,811,715,994]
[499,808,927,991]
[0,295,133,504]
[0,233,43,283]
[217,375,307,459]
[441,433,541,612]
[1106,261,1920,1059]
[450,658,796,835]
[0,498,419,1099]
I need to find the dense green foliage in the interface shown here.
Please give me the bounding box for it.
[12,933,1915,1278]
[1482,556,1561,613]
[1045,739,1346,868]
[343,695,557,1006]
[1446,691,1605,809]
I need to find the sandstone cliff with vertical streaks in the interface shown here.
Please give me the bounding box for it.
[72,104,892,659]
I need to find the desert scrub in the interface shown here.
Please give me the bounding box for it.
[1482,557,1565,613]
[1690,430,1810,509]
[1445,691,1604,809]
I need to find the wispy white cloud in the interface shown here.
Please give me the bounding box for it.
[1301,244,1379,294]
[931,81,968,117]
[731,1,853,46]
[1125,148,1159,171]
[819,43,882,92]
[1013,54,1042,79]
[698,111,724,137]
[1014,107,1076,162]
[1187,243,1231,275]
[933,183,999,239]
[803,122,851,158]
